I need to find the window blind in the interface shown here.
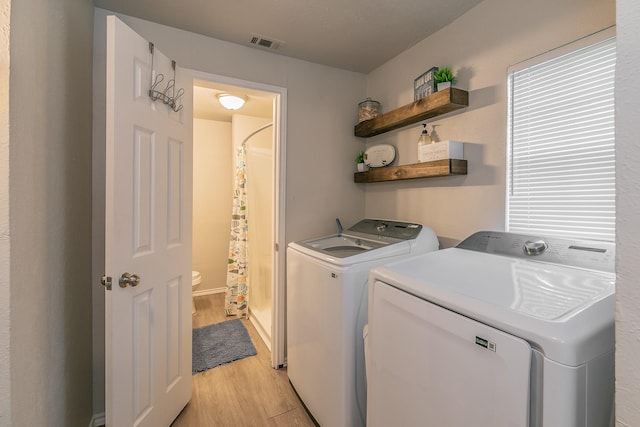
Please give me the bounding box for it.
[506,34,616,242]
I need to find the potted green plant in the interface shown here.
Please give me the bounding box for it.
[434,67,455,91]
[355,150,367,172]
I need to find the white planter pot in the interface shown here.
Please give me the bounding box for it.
[437,81,452,91]
[357,163,367,172]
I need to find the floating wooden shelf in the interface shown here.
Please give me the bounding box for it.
[354,159,467,183]
[354,88,469,138]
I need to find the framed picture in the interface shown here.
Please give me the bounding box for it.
[414,67,439,101]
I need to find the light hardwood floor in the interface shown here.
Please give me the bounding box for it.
[171,293,316,427]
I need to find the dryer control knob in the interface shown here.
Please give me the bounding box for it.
[523,239,548,256]
[377,222,388,232]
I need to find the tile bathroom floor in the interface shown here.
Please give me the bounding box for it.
[171,293,315,427]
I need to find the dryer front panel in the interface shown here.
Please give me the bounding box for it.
[368,281,532,427]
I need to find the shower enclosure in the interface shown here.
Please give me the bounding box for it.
[226,116,274,347]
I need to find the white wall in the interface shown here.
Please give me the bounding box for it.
[615,0,640,424]
[364,0,615,247]
[193,119,232,293]
[92,8,367,414]
[6,0,94,425]
[0,0,9,423]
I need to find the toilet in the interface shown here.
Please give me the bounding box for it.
[191,270,201,314]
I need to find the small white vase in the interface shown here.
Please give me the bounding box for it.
[437,81,452,91]
[357,163,367,172]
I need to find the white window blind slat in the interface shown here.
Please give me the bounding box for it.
[506,33,616,242]
[512,145,615,154]
[512,161,616,172]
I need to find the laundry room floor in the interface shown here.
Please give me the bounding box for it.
[171,293,315,427]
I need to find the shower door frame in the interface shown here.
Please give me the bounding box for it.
[189,69,287,368]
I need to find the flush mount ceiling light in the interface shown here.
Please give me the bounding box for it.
[216,93,247,110]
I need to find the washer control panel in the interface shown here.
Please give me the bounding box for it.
[457,231,615,273]
[348,219,422,241]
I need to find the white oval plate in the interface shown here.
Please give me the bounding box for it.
[365,144,396,167]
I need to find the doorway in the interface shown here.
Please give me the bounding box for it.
[190,71,287,368]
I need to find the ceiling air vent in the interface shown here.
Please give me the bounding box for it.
[249,33,284,51]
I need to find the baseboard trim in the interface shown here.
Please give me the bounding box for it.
[193,287,225,297]
[248,309,272,352]
[90,412,105,427]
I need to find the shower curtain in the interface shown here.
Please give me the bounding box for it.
[225,144,249,318]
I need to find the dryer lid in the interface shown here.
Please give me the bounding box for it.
[371,242,615,366]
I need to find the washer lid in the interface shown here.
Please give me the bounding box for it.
[371,247,615,366]
[300,235,388,258]
[288,219,438,266]
[290,234,414,266]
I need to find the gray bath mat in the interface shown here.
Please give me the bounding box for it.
[192,319,257,374]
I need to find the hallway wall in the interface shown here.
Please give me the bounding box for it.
[0,1,9,421]
[6,0,94,425]
[193,118,232,293]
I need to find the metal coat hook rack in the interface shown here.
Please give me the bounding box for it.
[148,42,184,112]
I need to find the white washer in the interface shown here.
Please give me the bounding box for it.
[287,219,439,427]
[367,231,615,427]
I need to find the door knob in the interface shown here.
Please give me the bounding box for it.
[119,272,141,288]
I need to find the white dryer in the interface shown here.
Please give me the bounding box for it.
[287,219,439,427]
[367,231,615,427]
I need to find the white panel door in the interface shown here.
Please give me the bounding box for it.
[368,281,531,427]
[105,16,193,427]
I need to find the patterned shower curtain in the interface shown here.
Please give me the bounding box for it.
[225,144,249,318]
